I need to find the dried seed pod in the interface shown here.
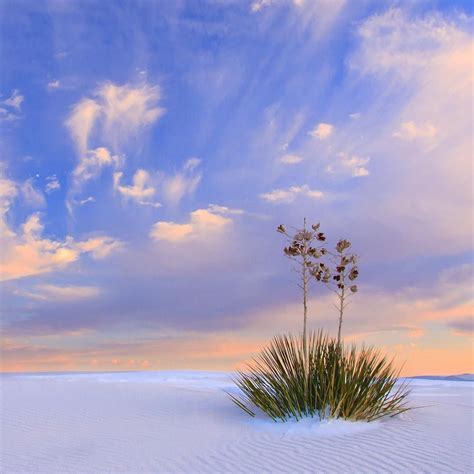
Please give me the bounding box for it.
[348,268,359,280]
[336,239,351,253]
[341,256,350,266]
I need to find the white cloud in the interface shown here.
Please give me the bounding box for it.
[0,212,123,281]
[251,0,317,13]
[110,157,201,208]
[66,98,101,158]
[74,236,123,259]
[16,284,101,301]
[393,121,437,141]
[98,82,164,150]
[351,8,470,80]
[45,176,61,193]
[326,152,370,177]
[66,82,164,157]
[113,169,161,207]
[309,122,334,140]
[150,221,193,242]
[0,213,120,281]
[150,207,232,243]
[77,196,95,206]
[280,153,303,165]
[162,158,202,206]
[183,157,201,171]
[260,188,296,204]
[250,0,345,39]
[0,170,47,212]
[65,82,165,204]
[3,89,23,110]
[251,0,274,12]
[0,109,16,122]
[260,184,324,203]
[47,80,61,90]
[0,90,24,122]
[72,147,121,188]
[20,179,46,207]
[207,204,245,215]
[0,172,18,216]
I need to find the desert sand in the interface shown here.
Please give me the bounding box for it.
[1,371,472,473]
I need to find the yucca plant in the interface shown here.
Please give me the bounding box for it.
[228,332,410,422]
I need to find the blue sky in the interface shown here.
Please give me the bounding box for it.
[0,0,472,373]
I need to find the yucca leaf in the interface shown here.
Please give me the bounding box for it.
[228,332,411,422]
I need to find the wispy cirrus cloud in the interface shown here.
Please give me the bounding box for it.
[15,284,101,301]
[71,146,121,191]
[326,153,370,177]
[45,175,61,194]
[66,98,100,159]
[250,0,346,41]
[350,8,470,80]
[113,169,161,208]
[207,204,245,216]
[47,80,61,90]
[75,196,95,206]
[339,8,474,257]
[0,89,24,122]
[393,121,438,142]
[250,0,273,12]
[0,170,45,211]
[162,158,202,206]
[66,82,164,157]
[65,82,165,206]
[260,184,324,204]
[113,157,202,208]
[20,178,46,208]
[2,89,23,109]
[280,153,303,165]
[0,171,18,220]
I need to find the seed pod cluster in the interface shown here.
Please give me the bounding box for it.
[277,220,360,344]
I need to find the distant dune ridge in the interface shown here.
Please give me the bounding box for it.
[408,373,474,382]
[1,371,473,473]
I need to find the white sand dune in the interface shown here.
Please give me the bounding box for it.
[1,371,473,473]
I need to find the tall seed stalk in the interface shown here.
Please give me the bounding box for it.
[312,238,359,345]
[277,219,327,364]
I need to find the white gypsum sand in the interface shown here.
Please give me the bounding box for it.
[1,371,472,473]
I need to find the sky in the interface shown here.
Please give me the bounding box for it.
[0,0,472,375]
